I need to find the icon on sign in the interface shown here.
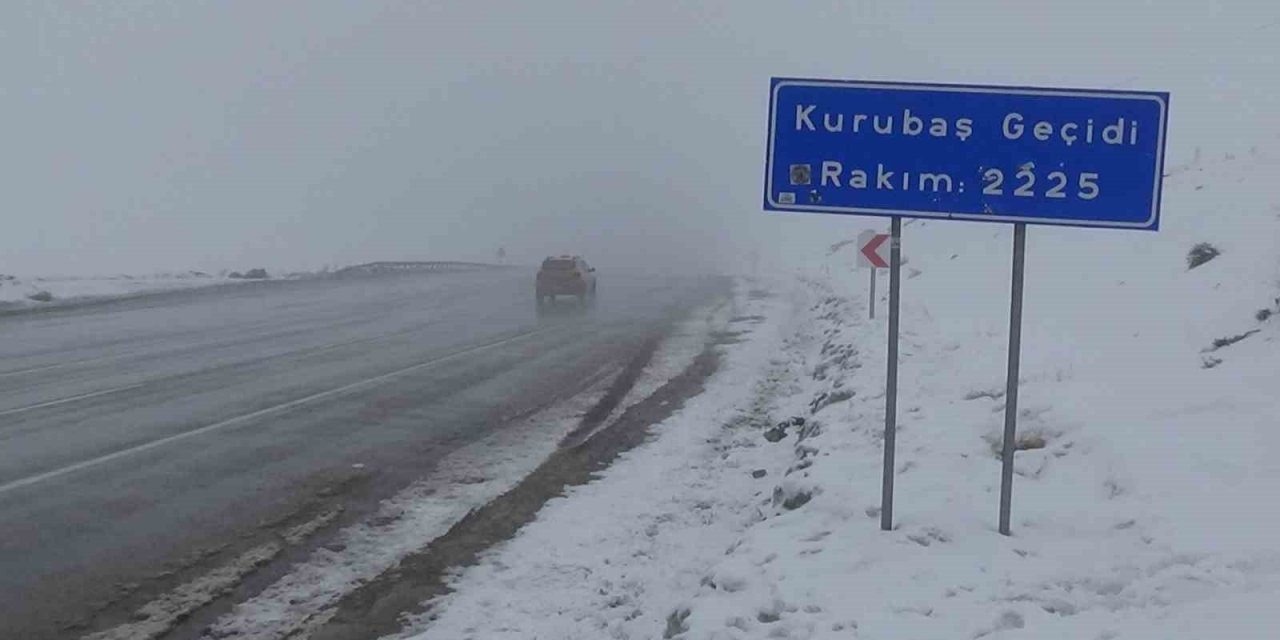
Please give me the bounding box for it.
[789,164,811,186]
[777,192,796,204]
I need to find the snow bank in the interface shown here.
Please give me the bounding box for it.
[0,272,240,307]
[405,146,1280,639]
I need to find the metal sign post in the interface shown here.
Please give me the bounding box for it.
[764,78,1169,536]
[881,217,902,531]
[998,223,1027,535]
[868,268,876,319]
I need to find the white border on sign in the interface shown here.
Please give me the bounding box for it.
[764,80,1168,230]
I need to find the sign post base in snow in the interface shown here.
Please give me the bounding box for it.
[765,78,1168,536]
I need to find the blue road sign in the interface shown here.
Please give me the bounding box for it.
[764,79,1169,230]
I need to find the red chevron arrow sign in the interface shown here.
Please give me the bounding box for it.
[857,231,890,269]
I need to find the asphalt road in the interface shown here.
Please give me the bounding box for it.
[0,268,719,638]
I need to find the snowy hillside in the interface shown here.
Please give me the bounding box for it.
[403,147,1279,640]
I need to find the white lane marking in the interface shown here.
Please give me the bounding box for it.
[0,329,545,497]
[0,319,436,389]
[0,321,420,380]
[0,357,112,379]
[0,383,146,418]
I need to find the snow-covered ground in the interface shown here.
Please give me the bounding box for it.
[400,146,1280,639]
[0,272,255,308]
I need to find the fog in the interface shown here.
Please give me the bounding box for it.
[3,1,1275,276]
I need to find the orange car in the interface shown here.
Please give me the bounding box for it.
[536,256,597,313]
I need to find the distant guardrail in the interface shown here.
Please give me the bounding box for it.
[334,261,509,277]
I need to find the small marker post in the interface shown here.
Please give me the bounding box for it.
[869,267,876,319]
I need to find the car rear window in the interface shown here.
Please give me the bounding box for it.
[543,259,576,270]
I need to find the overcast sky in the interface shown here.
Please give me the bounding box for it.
[3,1,1276,275]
